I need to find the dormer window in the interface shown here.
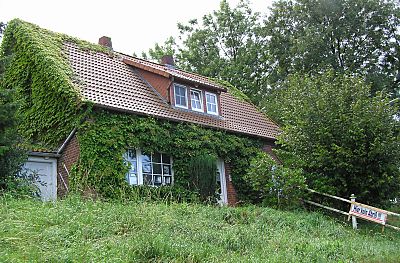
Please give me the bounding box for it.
[190,89,203,112]
[174,84,188,109]
[173,83,219,116]
[205,92,218,115]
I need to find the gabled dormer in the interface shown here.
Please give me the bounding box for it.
[123,55,226,117]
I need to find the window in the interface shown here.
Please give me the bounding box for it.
[124,149,138,185]
[205,92,218,115]
[141,152,172,186]
[174,84,188,108]
[124,149,173,186]
[190,89,203,112]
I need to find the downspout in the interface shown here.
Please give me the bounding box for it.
[57,128,77,154]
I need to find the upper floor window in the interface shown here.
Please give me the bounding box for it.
[174,84,188,109]
[190,89,203,112]
[205,92,218,115]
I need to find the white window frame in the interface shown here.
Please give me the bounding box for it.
[205,91,219,115]
[190,89,204,112]
[174,84,188,109]
[124,149,174,187]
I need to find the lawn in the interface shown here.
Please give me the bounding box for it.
[0,196,399,262]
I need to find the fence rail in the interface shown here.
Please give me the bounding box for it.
[304,188,399,232]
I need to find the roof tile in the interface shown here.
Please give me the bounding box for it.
[64,42,280,140]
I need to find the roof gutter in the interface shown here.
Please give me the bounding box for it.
[57,128,77,154]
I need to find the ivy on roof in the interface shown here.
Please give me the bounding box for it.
[0,19,105,149]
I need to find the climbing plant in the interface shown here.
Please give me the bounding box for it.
[72,109,263,202]
[0,19,107,149]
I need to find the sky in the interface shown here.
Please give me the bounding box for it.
[0,0,274,56]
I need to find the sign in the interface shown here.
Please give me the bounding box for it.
[349,203,387,225]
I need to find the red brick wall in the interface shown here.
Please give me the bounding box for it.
[224,162,238,206]
[224,139,278,206]
[262,140,281,163]
[136,68,172,102]
[57,135,80,197]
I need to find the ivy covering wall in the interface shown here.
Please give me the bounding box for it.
[73,109,264,202]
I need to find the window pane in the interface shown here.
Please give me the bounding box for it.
[153,153,161,163]
[163,165,171,175]
[154,175,162,186]
[175,85,187,107]
[141,152,151,163]
[143,174,152,185]
[164,176,172,185]
[128,161,137,173]
[127,149,136,160]
[153,163,162,174]
[128,173,138,185]
[191,90,202,110]
[162,154,171,164]
[142,162,151,173]
[211,104,216,113]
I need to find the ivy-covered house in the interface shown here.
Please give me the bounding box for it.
[1,19,280,204]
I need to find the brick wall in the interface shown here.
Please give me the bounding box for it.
[224,162,238,206]
[57,135,80,197]
[262,140,281,163]
[224,139,278,206]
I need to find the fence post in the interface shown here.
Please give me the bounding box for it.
[350,194,357,230]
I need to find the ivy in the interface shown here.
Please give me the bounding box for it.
[72,109,263,202]
[0,19,107,149]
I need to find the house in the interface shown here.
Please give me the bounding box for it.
[2,19,280,204]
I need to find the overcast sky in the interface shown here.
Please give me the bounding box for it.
[0,0,274,55]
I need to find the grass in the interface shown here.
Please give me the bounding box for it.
[0,196,399,262]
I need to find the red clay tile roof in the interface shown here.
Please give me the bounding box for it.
[64,42,280,140]
[122,57,227,92]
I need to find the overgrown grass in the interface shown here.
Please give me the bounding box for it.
[0,197,399,262]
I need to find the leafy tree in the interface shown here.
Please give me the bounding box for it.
[244,152,307,208]
[0,24,27,193]
[276,70,400,206]
[144,0,270,104]
[265,0,400,100]
[0,22,5,38]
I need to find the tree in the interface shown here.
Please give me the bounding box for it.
[0,22,5,37]
[265,0,400,98]
[144,0,270,104]
[276,70,400,206]
[0,23,27,193]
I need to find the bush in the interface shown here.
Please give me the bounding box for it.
[188,154,218,203]
[275,71,400,206]
[244,152,307,208]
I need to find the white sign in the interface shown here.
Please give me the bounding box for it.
[349,203,387,225]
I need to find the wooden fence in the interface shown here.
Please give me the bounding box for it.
[303,188,400,232]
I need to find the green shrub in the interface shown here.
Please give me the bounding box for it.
[244,152,307,208]
[188,154,217,203]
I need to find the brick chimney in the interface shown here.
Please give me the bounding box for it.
[98,36,112,49]
[160,55,175,67]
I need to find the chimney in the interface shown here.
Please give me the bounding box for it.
[160,55,175,67]
[98,36,112,49]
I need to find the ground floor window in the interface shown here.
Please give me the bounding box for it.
[123,149,173,186]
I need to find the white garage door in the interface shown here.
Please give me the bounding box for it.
[24,156,57,201]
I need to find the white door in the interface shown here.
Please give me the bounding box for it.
[23,157,57,201]
[216,159,228,205]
